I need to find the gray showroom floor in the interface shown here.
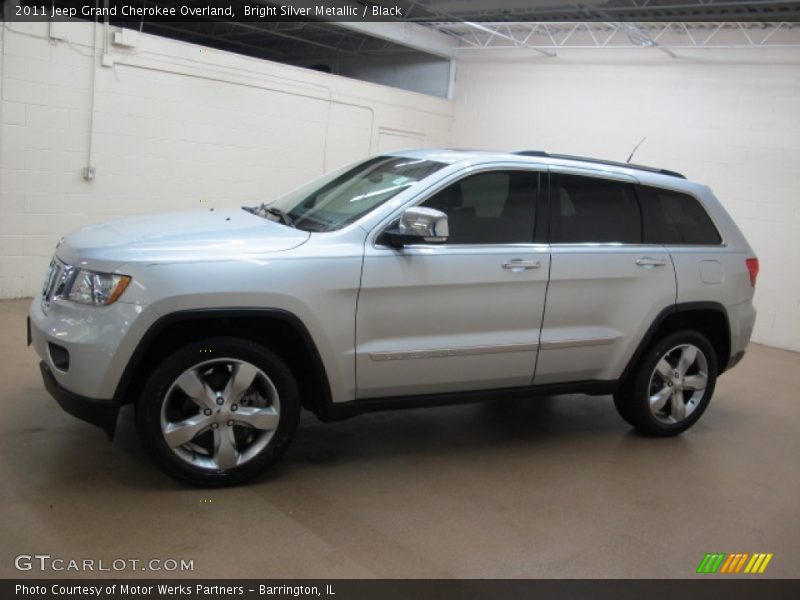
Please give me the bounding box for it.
[1,298,798,579]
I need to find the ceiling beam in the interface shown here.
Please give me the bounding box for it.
[333,21,460,59]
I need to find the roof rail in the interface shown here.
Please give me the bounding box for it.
[514,150,686,179]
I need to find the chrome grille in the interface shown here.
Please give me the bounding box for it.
[41,259,73,309]
[41,259,60,303]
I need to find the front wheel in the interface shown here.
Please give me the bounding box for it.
[137,337,300,486]
[614,330,718,437]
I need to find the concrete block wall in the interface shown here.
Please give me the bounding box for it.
[0,20,454,297]
[3,21,799,352]
[451,48,800,351]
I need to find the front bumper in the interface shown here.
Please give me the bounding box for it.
[39,361,120,439]
[29,295,148,400]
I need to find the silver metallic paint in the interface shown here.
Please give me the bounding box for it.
[28,149,757,408]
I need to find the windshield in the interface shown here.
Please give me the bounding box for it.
[247,156,446,232]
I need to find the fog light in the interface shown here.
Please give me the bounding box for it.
[48,343,70,371]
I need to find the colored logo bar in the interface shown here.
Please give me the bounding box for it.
[697,553,773,574]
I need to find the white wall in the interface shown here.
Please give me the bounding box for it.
[3,22,799,352]
[0,20,454,298]
[452,48,800,351]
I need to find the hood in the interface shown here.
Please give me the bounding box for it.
[56,209,310,269]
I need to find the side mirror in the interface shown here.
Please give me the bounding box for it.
[381,207,449,247]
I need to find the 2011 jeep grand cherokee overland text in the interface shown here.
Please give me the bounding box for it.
[28,150,758,486]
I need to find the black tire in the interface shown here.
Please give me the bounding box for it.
[613,329,718,437]
[136,337,301,486]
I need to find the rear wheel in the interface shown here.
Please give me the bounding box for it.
[614,330,717,436]
[136,337,300,486]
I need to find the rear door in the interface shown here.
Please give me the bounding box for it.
[533,168,677,385]
[356,167,549,399]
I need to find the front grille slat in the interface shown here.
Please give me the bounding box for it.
[41,258,67,310]
[42,260,60,302]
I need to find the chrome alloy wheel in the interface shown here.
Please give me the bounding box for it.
[647,343,708,424]
[160,358,280,471]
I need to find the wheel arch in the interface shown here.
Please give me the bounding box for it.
[620,301,732,386]
[113,308,332,418]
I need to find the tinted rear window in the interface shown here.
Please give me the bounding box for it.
[550,174,641,244]
[637,186,722,245]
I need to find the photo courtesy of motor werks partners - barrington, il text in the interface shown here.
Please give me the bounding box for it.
[15,583,333,597]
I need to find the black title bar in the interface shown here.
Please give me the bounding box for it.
[5,0,800,23]
[4,579,800,600]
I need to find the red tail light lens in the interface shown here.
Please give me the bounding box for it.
[745,258,759,287]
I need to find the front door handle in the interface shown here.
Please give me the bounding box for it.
[502,259,541,271]
[636,257,667,267]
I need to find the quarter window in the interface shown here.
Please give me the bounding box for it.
[421,171,538,244]
[550,174,641,244]
[637,186,722,245]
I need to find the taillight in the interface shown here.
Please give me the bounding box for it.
[745,257,759,287]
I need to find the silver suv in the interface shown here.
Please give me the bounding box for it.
[28,149,758,486]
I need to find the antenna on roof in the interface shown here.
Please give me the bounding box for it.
[626,136,647,163]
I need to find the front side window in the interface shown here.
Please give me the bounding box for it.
[420,171,538,244]
[637,186,722,245]
[550,174,641,244]
[252,156,445,232]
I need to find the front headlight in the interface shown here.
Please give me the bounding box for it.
[64,268,131,306]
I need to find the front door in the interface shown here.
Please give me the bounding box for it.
[355,168,549,399]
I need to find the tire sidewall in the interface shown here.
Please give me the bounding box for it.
[136,337,301,486]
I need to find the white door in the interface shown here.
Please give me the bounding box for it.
[356,169,549,399]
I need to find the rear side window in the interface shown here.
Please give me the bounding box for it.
[550,174,641,244]
[637,186,722,245]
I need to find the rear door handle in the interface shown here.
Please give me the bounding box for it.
[502,259,541,271]
[636,257,667,267]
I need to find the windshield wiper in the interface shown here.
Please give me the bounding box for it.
[242,203,295,228]
[264,207,295,227]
